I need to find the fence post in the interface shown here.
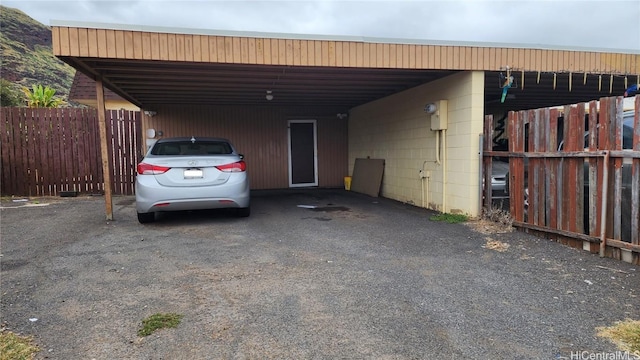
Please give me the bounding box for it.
[96,79,114,221]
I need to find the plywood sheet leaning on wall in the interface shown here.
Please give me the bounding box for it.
[351,158,385,197]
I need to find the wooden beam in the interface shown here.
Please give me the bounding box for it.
[605,239,640,254]
[513,221,600,243]
[95,78,114,220]
[514,220,640,254]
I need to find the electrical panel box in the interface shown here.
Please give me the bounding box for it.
[430,100,448,130]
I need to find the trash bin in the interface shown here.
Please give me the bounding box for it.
[344,176,352,191]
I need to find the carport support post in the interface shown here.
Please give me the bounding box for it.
[96,78,114,220]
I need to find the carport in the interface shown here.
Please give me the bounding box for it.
[51,22,640,219]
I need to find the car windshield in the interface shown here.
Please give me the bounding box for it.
[151,141,233,156]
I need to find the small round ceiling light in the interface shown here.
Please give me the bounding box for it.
[265,90,274,101]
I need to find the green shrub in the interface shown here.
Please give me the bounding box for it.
[429,213,469,223]
[0,331,40,360]
[138,313,184,337]
[1,79,22,107]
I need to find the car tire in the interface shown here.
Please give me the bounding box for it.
[236,207,250,217]
[137,212,155,223]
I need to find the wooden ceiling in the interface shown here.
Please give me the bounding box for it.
[483,71,634,111]
[67,57,458,109]
[68,55,634,112]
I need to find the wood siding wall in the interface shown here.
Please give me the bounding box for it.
[144,105,347,189]
[52,26,640,75]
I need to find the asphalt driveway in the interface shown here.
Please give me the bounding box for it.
[1,189,638,359]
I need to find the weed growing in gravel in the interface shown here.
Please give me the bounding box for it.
[482,206,513,227]
[429,213,468,223]
[597,319,640,356]
[0,331,40,360]
[138,313,184,337]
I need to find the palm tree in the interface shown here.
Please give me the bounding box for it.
[21,84,65,108]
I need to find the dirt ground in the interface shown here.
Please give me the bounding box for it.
[1,190,638,359]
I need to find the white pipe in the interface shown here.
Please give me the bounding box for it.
[421,176,425,208]
[426,175,430,209]
[478,134,484,216]
[435,130,441,165]
[442,129,447,213]
[421,160,428,208]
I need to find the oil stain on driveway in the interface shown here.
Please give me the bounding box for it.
[1,190,638,359]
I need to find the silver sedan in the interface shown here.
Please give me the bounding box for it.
[135,137,250,223]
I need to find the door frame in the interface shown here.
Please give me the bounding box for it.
[287,119,318,187]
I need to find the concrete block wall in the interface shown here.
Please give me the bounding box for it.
[348,71,485,217]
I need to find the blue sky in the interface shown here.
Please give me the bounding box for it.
[4,0,639,51]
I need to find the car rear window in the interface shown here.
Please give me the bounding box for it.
[151,141,233,156]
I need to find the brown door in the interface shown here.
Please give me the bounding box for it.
[288,120,318,187]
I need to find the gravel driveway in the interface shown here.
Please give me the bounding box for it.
[1,189,638,359]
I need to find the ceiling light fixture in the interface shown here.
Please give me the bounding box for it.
[265,90,274,101]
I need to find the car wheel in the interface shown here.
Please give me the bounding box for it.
[236,207,250,217]
[137,212,155,223]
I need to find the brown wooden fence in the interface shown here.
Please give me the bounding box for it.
[1,107,141,197]
[483,96,640,264]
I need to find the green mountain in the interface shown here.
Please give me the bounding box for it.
[0,5,75,100]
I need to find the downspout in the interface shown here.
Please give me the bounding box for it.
[442,129,447,213]
[421,166,425,208]
[479,134,484,216]
[435,130,441,165]
[421,160,429,209]
[599,151,610,257]
[426,173,430,209]
[421,176,425,208]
